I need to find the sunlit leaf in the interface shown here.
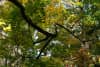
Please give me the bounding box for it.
[3,24,11,32]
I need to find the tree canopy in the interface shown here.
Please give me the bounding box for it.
[0,0,100,67]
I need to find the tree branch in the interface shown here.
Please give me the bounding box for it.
[36,36,53,59]
[8,0,53,36]
[33,37,48,44]
[7,0,58,59]
[56,23,83,42]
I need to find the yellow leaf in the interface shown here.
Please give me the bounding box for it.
[3,24,11,32]
[0,21,6,26]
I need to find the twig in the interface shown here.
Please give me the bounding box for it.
[33,37,48,44]
[56,23,82,42]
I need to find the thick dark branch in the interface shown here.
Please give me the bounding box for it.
[8,0,53,36]
[8,0,58,59]
[36,36,53,59]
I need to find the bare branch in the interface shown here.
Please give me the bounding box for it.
[33,37,48,44]
[8,0,53,36]
[7,0,58,59]
[56,23,82,42]
[36,36,53,59]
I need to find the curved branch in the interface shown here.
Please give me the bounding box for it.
[8,0,53,36]
[7,0,58,59]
